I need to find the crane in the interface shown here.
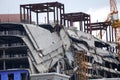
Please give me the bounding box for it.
[108,0,120,59]
[97,0,120,59]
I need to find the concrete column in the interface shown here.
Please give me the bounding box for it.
[3,49,6,70]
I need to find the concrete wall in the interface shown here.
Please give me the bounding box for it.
[30,73,70,80]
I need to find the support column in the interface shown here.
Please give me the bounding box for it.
[36,12,39,25]
[89,16,92,34]
[63,5,65,26]
[47,4,49,24]
[67,20,69,28]
[112,27,114,42]
[100,26,102,39]
[70,18,73,26]
[56,6,59,24]
[23,7,26,22]
[27,8,29,23]
[20,6,22,22]
[3,50,6,70]
[79,21,82,31]
[53,7,55,23]
[29,8,32,24]
[84,20,85,32]
[60,6,62,25]
[86,17,89,33]
[106,28,108,42]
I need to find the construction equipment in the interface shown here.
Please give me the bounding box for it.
[108,0,120,59]
[75,51,88,80]
[97,0,120,59]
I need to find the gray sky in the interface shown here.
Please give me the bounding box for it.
[0,0,110,13]
[0,0,120,22]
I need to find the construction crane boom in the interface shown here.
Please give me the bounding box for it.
[97,0,118,38]
[109,0,120,59]
[110,0,118,14]
[97,0,120,59]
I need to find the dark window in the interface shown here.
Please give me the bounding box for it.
[8,74,14,80]
[21,73,27,80]
[0,74,1,80]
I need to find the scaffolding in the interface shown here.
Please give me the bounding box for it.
[20,2,64,25]
[75,51,88,80]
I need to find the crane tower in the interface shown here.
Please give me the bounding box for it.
[109,0,120,59]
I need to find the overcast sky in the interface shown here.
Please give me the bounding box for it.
[0,0,120,22]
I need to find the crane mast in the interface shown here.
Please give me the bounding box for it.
[110,0,120,59]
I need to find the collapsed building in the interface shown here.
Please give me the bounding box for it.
[0,1,120,80]
[0,23,120,80]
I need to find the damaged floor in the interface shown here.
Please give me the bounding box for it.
[0,23,120,80]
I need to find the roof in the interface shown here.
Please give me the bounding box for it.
[20,2,64,13]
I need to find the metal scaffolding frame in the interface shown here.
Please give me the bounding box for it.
[61,12,91,33]
[75,51,88,80]
[87,22,114,42]
[20,2,65,25]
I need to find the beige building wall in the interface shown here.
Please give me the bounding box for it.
[0,14,29,23]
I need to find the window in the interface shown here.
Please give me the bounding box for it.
[8,74,14,80]
[0,74,1,80]
[21,73,27,80]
